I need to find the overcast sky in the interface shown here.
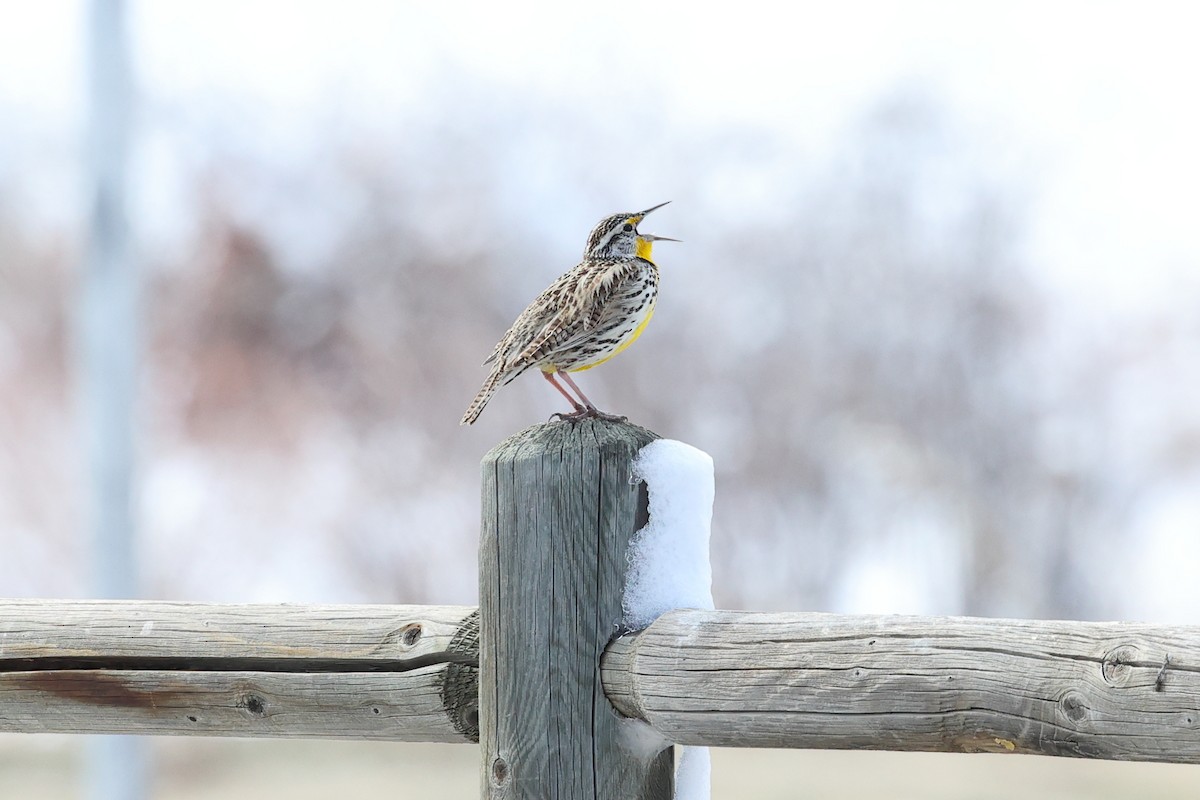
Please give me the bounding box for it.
[2,1,1198,311]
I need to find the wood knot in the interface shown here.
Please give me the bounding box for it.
[1059,691,1089,725]
[237,693,267,717]
[1101,645,1139,686]
[490,756,510,786]
[400,623,423,649]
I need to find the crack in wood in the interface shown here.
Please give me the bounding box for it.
[0,652,478,674]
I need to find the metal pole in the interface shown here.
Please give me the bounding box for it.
[81,1,146,798]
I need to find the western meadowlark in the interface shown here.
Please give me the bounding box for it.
[461,202,677,425]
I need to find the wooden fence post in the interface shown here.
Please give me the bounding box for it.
[479,419,672,799]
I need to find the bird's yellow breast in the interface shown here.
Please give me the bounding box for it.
[569,300,656,372]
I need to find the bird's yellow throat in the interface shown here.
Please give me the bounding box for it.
[636,237,655,262]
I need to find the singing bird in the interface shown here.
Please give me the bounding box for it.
[461,202,677,424]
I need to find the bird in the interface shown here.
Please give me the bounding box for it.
[461,202,677,425]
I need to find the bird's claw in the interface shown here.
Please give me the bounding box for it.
[549,407,627,424]
[550,404,590,423]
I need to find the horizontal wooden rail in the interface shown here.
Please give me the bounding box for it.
[601,609,1200,763]
[5,601,1198,764]
[0,600,478,741]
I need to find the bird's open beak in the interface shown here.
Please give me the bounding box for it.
[633,201,679,242]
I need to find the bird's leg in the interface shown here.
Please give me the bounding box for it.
[557,371,627,423]
[543,371,588,421]
[556,370,595,409]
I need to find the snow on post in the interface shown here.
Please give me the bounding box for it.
[624,439,716,800]
[624,440,716,629]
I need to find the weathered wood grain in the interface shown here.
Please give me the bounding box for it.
[7,598,1196,762]
[0,668,462,740]
[0,601,478,741]
[479,419,672,800]
[0,601,470,662]
[601,609,1200,763]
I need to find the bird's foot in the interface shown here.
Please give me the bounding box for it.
[549,406,627,424]
[549,403,590,423]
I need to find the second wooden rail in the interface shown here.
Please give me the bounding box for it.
[0,600,479,741]
[4,600,1197,766]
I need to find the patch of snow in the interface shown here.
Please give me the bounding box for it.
[674,746,711,800]
[624,440,716,629]
[623,439,716,800]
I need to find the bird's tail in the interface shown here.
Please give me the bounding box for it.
[461,370,504,425]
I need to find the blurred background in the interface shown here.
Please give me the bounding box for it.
[2,1,1198,797]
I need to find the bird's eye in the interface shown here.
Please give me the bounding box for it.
[622,223,634,232]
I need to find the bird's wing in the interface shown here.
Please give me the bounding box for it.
[579,259,643,329]
[498,269,580,370]
[509,259,641,367]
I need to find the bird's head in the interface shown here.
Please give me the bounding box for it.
[583,201,679,261]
